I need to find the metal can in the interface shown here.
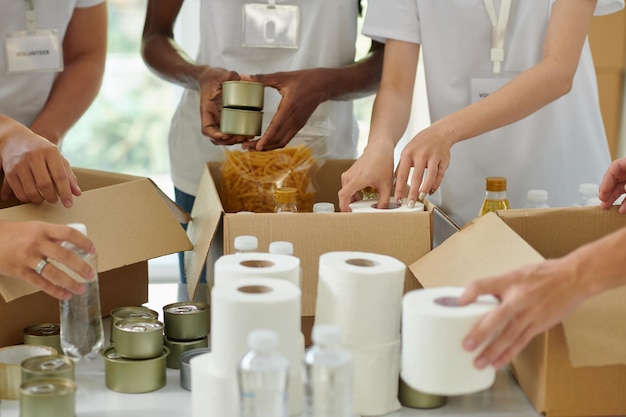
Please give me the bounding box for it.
[110,306,159,343]
[179,347,210,391]
[102,346,168,393]
[222,80,265,110]
[163,301,210,341]
[0,345,58,400]
[20,378,76,417]
[220,108,263,136]
[398,377,447,409]
[21,355,75,384]
[113,318,164,359]
[164,336,209,369]
[23,324,62,354]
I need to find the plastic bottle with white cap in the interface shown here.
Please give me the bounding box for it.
[58,223,104,361]
[526,189,549,208]
[234,235,258,253]
[312,202,335,213]
[575,183,601,206]
[304,324,353,417]
[268,241,294,256]
[238,329,289,417]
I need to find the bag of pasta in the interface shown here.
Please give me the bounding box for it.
[220,145,318,213]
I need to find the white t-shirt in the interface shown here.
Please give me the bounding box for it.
[0,0,104,127]
[169,0,362,196]
[364,0,624,226]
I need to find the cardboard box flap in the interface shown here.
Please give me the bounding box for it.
[562,286,626,367]
[410,212,544,288]
[0,178,192,302]
[185,165,224,300]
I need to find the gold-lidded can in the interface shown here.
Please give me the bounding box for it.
[222,80,264,110]
[102,346,169,394]
[398,377,447,409]
[110,306,159,343]
[163,301,210,341]
[220,108,263,136]
[20,378,76,417]
[23,323,62,354]
[113,318,164,359]
[164,336,209,369]
[21,355,75,384]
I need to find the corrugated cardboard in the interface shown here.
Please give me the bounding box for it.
[410,208,626,417]
[0,168,192,347]
[185,160,434,343]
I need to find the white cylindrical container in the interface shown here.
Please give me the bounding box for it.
[526,189,549,208]
[312,202,335,213]
[269,241,294,256]
[234,235,259,253]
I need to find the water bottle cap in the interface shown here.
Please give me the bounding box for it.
[312,202,335,213]
[67,223,87,236]
[579,183,599,196]
[312,324,342,345]
[234,235,258,252]
[268,241,294,255]
[248,329,279,351]
[527,189,548,202]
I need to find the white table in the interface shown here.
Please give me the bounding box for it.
[0,283,541,417]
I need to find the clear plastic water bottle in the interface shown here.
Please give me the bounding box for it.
[234,235,259,253]
[304,324,353,417]
[526,189,550,208]
[575,183,601,206]
[269,241,294,256]
[58,223,104,361]
[238,329,289,417]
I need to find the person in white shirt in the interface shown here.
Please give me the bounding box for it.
[142,0,384,282]
[338,0,624,227]
[0,0,106,208]
[459,155,626,370]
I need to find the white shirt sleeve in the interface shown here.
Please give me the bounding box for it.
[362,0,421,44]
[594,0,624,15]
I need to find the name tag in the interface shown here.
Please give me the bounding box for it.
[243,3,300,49]
[469,73,516,104]
[5,29,63,73]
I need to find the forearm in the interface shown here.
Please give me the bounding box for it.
[568,227,626,299]
[321,41,385,102]
[0,115,29,148]
[29,57,103,145]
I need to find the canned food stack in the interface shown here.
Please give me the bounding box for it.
[220,81,264,136]
[162,301,210,370]
[103,317,168,393]
[23,323,63,354]
[109,306,159,344]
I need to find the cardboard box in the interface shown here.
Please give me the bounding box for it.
[409,208,626,417]
[184,160,435,343]
[0,168,192,347]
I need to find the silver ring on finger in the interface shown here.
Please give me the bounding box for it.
[34,259,48,275]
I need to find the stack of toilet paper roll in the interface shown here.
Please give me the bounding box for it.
[401,287,499,396]
[315,251,406,416]
[191,277,304,417]
[214,252,301,288]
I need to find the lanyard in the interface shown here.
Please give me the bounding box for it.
[483,0,512,74]
[24,0,37,32]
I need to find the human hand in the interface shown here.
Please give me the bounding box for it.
[338,142,395,212]
[241,68,330,151]
[197,67,254,145]
[458,258,586,370]
[599,157,626,213]
[393,123,453,205]
[0,126,81,207]
[0,221,96,300]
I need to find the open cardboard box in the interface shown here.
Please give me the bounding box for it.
[184,160,435,344]
[409,208,626,417]
[0,168,192,347]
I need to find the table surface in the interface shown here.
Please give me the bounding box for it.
[0,283,542,417]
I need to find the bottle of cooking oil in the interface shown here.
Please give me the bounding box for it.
[274,187,298,213]
[360,186,378,201]
[479,176,510,216]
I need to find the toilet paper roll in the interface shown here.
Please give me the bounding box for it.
[0,345,57,400]
[210,277,304,415]
[214,252,301,288]
[346,339,401,416]
[401,287,499,396]
[315,251,406,345]
[349,198,424,213]
[191,350,304,417]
